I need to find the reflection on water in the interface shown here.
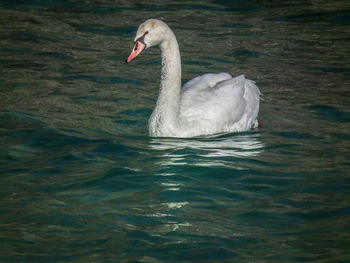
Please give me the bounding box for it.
[150,132,264,167]
[147,132,265,237]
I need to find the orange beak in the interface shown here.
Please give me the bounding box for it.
[126,41,146,63]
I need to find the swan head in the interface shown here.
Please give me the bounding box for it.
[126,19,169,63]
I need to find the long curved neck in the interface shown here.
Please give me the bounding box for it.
[149,29,182,137]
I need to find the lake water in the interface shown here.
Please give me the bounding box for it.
[1,0,350,262]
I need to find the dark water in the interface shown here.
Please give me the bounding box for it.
[1,0,350,262]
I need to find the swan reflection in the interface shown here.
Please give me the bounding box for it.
[145,132,264,235]
[149,132,264,167]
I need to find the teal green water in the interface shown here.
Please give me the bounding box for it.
[1,1,350,262]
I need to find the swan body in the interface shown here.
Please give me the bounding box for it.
[126,19,261,138]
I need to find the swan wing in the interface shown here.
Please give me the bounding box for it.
[179,74,260,135]
[182,72,232,91]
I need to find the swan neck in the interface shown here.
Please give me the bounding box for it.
[160,33,181,92]
[149,29,182,136]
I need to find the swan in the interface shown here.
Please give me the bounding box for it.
[126,19,261,138]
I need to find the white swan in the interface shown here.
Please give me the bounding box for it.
[126,19,261,138]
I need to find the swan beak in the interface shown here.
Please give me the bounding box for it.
[126,41,146,63]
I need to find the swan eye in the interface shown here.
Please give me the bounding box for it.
[145,31,149,35]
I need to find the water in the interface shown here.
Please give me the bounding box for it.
[1,0,350,262]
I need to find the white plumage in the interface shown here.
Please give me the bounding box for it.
[126,19,261,138]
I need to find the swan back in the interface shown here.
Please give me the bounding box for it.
[182,72,232,91]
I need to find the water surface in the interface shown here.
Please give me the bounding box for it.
[1,0,350,262]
